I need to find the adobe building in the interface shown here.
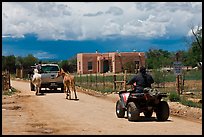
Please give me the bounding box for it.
[77,51,145,74]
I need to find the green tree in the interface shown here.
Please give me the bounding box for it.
[123,61,136,73]
[152,69,166,87]
[146,49,172,69]
[186,27,202,67]
[58,60,69,72]
[58,56,77,73]
[67,56,77,73]
[21,54,38,69]
[2,55,16,73]
[191,27,202,51]
[15,56,24,69]
[2,56,6,70]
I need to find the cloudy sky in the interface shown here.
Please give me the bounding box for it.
[2,2,202,60]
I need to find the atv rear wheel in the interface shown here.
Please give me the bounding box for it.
[127,102,140,121]
[156,101,169,121]
[116,100,125,118]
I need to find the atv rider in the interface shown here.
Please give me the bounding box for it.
[126,66,154,93]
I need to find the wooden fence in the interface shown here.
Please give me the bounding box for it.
[16,68,31,79]
[74,69,202,96]
[2,71,11,91]
[74,71,133,93]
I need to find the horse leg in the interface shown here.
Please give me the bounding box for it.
[65,86,69,99]
[71,81,77,99]
[73,85,77,99]
[39,86,42,94]
[68,87,71,100]
[63,84,68,99]
[66,91,69,99]
[66,83,71,100]
[35,86,38,95]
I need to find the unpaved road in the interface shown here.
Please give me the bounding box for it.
[2,80,202,135]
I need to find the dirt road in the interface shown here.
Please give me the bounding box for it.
[2,80,202,135]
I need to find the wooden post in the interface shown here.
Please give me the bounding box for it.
[103,73,105,90]
[16,68,19,78]
[86,75,88,86]
[124,70,127,91]
[113,74,116,92]
[8,71,11,89]
[176,75,180,95]
[80,73,81,85]
[182,74,185,94]
[2,73,4,91]
[20,68,23,79]
[95,73,97,90]
[90,71,92,87]
[175,52,180,95]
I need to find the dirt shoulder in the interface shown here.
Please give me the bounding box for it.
[2,90,57,135]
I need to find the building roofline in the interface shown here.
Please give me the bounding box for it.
[77,51,145,55]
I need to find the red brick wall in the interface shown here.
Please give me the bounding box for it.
[77,53,99,74]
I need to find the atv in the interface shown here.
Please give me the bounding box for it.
[116,87,169,121]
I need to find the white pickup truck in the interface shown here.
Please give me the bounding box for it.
[30,63,64,92]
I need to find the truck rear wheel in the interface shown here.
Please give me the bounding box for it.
[127,102,140,121]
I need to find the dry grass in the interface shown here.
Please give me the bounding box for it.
[155,80,202,100]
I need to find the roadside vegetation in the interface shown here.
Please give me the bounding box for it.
[2,87,19,96]
[168,91,202,108]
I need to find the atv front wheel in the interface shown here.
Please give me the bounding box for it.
[116,100,125,118]
[127,102,140,121]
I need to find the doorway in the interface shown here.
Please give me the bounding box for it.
[103,60,109,73]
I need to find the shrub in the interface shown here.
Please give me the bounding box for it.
[180,97,202,108]
[3,87,17,96]
[169,91,180,102]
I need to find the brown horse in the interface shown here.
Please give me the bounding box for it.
[56,68,78,100]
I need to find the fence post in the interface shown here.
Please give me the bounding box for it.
[86,75,88,86]
[2,71,11,91]
[124,70,127,91]
[2,74,4,91]
[95,73,97,90]
[103,73,105,90]
[182,73,185,94]
[79,73,81,85]
[90,71,92,87]
[113,74,116,92]
[176,75,180,95]
[20,68,23,79]
[8,71,11,89]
